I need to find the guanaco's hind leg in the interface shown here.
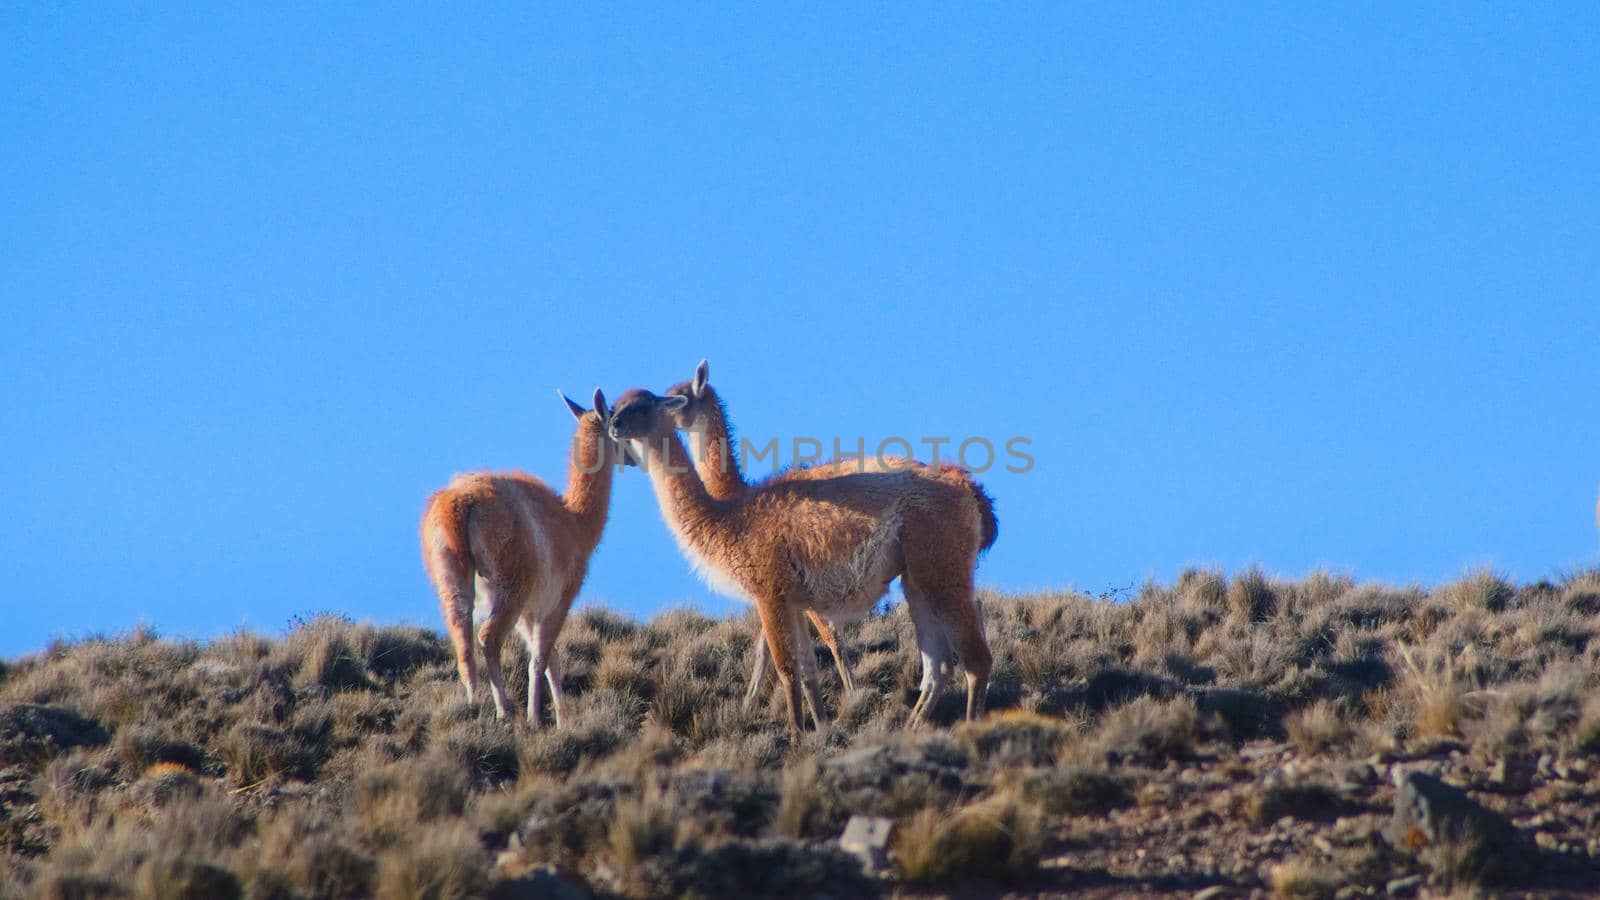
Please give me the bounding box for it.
[903,579,955,726]
[522,602,571,728]
[793,607,829,728]
[476,580,520,720]
[746,611,853,711]
[902,508,991,723]
[942,575,991,721]
[744,627,771,711]
[808,610,856,692]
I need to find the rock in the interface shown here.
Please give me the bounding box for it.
[1388,770,1528,882]
[1240,742,1292,762]
[838,815,893,876]
[1385,874,1423,896]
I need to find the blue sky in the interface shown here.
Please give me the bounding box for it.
[4,5,1597,657]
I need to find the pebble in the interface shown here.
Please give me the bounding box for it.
[1386,874,1423,896]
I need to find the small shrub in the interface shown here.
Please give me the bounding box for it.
[363,626,449,682]
[1024,765,1132,815]
[648,838,875,899]
[1394,642,1482,739]
[437,719,519,786]
[605,783,681,879]
[1286,700,1353,755]
[1089,695,1205,763]
[593,644,656,701]
[375,820,489,900]
[1249,780,1349,825]
[1175,567,1228,612]
[774,756,828,839]
[219,722,318,782]
[956,710,1074,767]
[37,750,119,831]
[355,754,468,846]
[250,808,375,900]
[292,619,373,693]
[519,722,625,778]
[1229,569,1279,622]
[0,704,109,768]
[134,857,241,900]
[1572,694,1600,757]
[113,724,207,774]
[1269,860,1338,900]
[894,791,1045,885]
[30,873,128,899]
[1441,570,1513,614]
[573,607,639,641]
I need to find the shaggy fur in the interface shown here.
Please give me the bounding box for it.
[419,390,623,724]
[609,387,993,735]
[663,360,998,707]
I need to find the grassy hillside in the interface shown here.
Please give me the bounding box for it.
[4,569,1600,898]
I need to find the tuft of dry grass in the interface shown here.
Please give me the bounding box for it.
[1286,699,1354,755]
[1022,764,1133,815]
[1439,569,1514,614]
[1269,859,1340,900]
[1393,641,1485,739]
[374,820,489,900]
[1084,695,1206,763]
[894,788,1045,885]
[1228,568,1279,622]
[217,721,319,783]
[956,709,1075,767]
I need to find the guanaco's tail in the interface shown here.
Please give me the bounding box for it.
[971,478,999,553]
[937,463,999,553]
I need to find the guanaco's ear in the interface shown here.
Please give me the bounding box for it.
[592,388,610,421]
[558,389,587,422]
[692,359,710,397]
[659,394,689,413]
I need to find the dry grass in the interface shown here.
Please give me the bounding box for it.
[1269,859,1340,899]
[893,787,1045,885]
[1286,699,1353,754]
[3,571,1600,894]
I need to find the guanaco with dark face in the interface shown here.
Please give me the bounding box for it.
[663,360,997,712]
[608,387,993,734]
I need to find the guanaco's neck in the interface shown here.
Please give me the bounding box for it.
[562,417,615,552]
[639,426,729,545]
[691,387,746,500]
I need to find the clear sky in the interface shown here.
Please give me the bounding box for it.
[4,5,1597,657]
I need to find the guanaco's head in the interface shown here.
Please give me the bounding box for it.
[606,388,688,467]
[663,359,719,433]
[559,387,636,468]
